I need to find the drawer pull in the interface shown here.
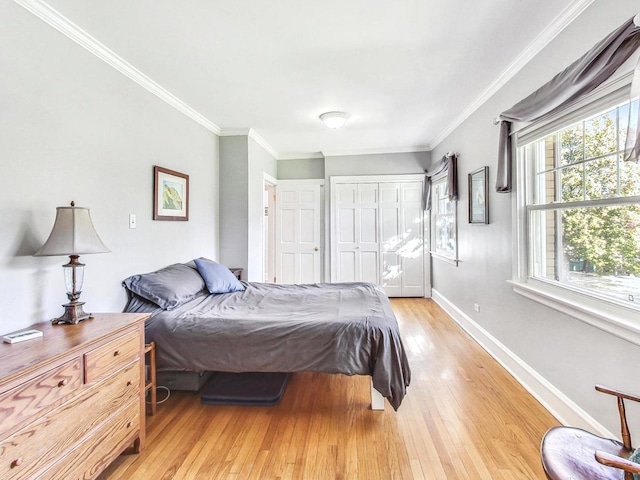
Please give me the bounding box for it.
[113,350,121,357]
[57,379,68,387]
[127,380,133,386]
[11,458,23,468]
[126,421,133,428]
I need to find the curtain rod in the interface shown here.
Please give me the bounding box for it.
[424,151,456,173]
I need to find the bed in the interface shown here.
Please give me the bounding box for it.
[123,259,411,410]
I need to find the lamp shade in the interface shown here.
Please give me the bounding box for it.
[35,203,109,256]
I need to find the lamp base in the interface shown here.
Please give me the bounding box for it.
[52,301,93,325]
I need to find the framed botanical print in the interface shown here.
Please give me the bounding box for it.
[153,166,189,221]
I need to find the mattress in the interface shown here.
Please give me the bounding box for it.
[125,281,411,410]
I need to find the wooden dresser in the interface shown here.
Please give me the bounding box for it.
[0,312,150,480]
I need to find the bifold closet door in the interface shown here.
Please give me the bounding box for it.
[333,179,425,297]
[335,183,379,283]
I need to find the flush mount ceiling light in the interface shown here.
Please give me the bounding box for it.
[319,111,350,129]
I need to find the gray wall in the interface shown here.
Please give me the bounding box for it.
[277,158,325,179]
[219,136,249,273]
[0,1,219,334]
[324,151,430,177]
[248,137,278,281]
[430,0,640,436]
[219,135,277,282]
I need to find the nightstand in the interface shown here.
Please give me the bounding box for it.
[229,267,243,280]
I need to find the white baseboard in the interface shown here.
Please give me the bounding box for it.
[431,289,615,438]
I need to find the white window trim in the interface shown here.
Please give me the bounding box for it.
[509,279,640,347]
[511,74,640,347]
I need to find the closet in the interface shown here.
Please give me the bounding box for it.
[330,175,428,297]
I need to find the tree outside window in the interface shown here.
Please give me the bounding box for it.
[524,100,640,305]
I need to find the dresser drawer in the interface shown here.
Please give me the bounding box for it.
[0,360,140,480]
[84,330,140,383]
[0,358,82,438]
[43,399,141,480]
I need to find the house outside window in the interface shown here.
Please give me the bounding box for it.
[514,84,640,342]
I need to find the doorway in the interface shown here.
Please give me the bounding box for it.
[263,175,277,283]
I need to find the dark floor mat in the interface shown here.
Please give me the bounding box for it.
[201,372,289,406]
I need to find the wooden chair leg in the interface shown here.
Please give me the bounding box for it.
[145,342,157,416]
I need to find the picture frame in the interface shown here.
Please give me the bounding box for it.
[468,166,489,224]
[153,166,189,221]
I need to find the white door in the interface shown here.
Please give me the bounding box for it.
[334,183,379,283]
[263,181,276,282]
[275,182,323,284]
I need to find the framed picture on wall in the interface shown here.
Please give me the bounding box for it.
[153,166,189,221]
[468,166,489,224]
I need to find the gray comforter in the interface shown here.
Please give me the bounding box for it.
[126,282,411,410]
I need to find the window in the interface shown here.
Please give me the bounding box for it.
[515,91,640,338]
[431,174,458,264]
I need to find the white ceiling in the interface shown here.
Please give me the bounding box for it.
[35,0,588,158]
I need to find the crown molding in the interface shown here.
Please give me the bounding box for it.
[277,152,325,161]
[219,128,251,136]
[429,0,595,148]
[15,0,222,135]
[219,128,281,160]
[247,129,280,159]
[322,145,430,158]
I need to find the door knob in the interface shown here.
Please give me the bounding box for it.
[314,247,319,251]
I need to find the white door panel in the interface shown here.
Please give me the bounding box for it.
[275,182,323,284]
[280,253,295,284]
[339,251,356,282]
[335,183,380,283]
[398,182,425,297]
[382,251,402,297]
[361,251,379,284]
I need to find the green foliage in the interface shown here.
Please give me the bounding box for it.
[162,184,183,211]
[559,112,640,276]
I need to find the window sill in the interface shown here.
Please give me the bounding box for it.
[509,279,640,347]
[430,252,459,266]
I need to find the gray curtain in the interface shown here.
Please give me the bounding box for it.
[625,54,640,161]
[496,16,640,192]
[423,154,458,210]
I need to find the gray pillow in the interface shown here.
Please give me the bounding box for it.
[122,263,205,310]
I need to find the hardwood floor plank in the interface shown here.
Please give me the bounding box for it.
[99,298,558,479]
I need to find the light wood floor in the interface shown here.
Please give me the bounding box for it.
[100,298,558,479]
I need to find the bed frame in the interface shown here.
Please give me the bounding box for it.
[157,369,386,410]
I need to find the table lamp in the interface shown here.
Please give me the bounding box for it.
[35,201,110,324]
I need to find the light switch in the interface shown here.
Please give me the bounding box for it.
[129,214,137,229]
